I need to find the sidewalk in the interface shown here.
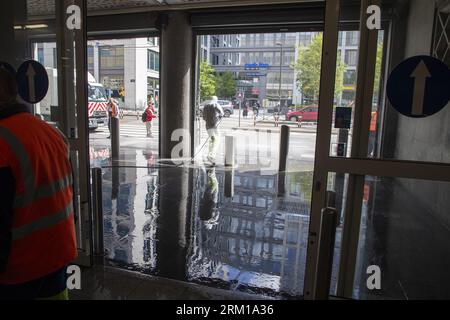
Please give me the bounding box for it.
[231,121,341,134]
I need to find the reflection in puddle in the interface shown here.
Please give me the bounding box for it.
[101,166,314,298]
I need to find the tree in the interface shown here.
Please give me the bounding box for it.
[215,72,237,99]
[199,61,216,101]
[294,33,346,104]
[373,42,383,97]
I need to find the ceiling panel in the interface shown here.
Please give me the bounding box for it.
[27,0,320,18]
[27,0,164,17]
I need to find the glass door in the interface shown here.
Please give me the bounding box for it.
[55,0,92,266]
[1,0,92,267]
[306,0,450,299]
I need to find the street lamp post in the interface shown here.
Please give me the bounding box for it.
[276,42,283,113]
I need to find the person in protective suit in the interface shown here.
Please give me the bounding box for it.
[199,167,220,229]
[202,96,224,165]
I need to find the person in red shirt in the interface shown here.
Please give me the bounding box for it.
[144,101,157,138]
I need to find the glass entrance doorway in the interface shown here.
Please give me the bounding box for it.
[3,0,450,300]
[1,0,92,267]
[306,0,450,300]
[87,37,161,169]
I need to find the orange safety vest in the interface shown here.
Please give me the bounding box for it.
[0,111,77,285]
[110,101,118,118]
[370,111,377,132]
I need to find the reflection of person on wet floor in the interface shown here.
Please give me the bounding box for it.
[199,167,220,228]
[368,111,377,157]
[253,101,260,117]
[202,95,224,166]
[107,98,119,139]
[242,102,248,118]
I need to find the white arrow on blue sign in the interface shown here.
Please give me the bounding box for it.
[387,55,450,118]
[16,60,49,104]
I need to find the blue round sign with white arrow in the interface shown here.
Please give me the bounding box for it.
[387,55,450,118]
[16,60,49,104]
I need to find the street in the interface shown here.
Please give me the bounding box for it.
[89,113,338,172]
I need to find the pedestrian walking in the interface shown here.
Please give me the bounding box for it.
[243,105,248,118]
[202,96,224,165]
[143,101,157,138]
[107,97,119,139]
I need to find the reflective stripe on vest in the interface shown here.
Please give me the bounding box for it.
[0,126,35,203]
[14,174,73,209]
[12,202,74,241]
[0,126,73,240]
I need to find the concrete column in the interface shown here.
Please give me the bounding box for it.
[13,0,29,65]
[93,45,100,82]
[156,167,192,280]
[0,1,15,65]
[160,12,193,160]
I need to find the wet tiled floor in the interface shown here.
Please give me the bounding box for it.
[100,165,315,299]
[70,265,273,300]
[90,149,450,300]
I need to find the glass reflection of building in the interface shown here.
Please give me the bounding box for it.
[189,170,312,297]
[102,151,159,271]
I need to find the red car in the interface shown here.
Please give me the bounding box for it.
[285,106,319,122]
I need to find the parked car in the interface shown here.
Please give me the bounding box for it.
[285,106,319,122]
[198,100,234,117]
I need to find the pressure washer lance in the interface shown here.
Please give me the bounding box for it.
[175,116,224,168]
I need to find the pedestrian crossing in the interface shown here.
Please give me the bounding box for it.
[93,124,159,138]
[91,121,316,161]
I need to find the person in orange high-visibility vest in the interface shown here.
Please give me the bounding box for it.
[368,111,378,157]
[107,97,119,139]
[0,69,77,300]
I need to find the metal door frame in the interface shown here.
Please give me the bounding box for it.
[305,0,450,299]
[56,0,93,266]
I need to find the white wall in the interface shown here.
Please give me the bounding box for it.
[134,38,149,111]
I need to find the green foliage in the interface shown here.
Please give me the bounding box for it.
[294,33,346,103]
[215,72,237,99]
[373,43,383,97]
[199,61,216,101]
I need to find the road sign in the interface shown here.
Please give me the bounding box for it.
[0,61,16,76]
[16,60,49,104]
[387,55,450,118]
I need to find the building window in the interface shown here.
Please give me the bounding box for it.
[284,51,295,66]
[346,31,359,46]
[299,33,312,47]
[52,48,57,69]
[148,51,160,71]
[148,37,158,46]
[37,48,44,65]
[211,36,219,48]
[87,46,94,74]
[345,50,358,66]
[99,46,124,69]
[344,70,357,86]
[212,54,219,65]
[100,75,124,90]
